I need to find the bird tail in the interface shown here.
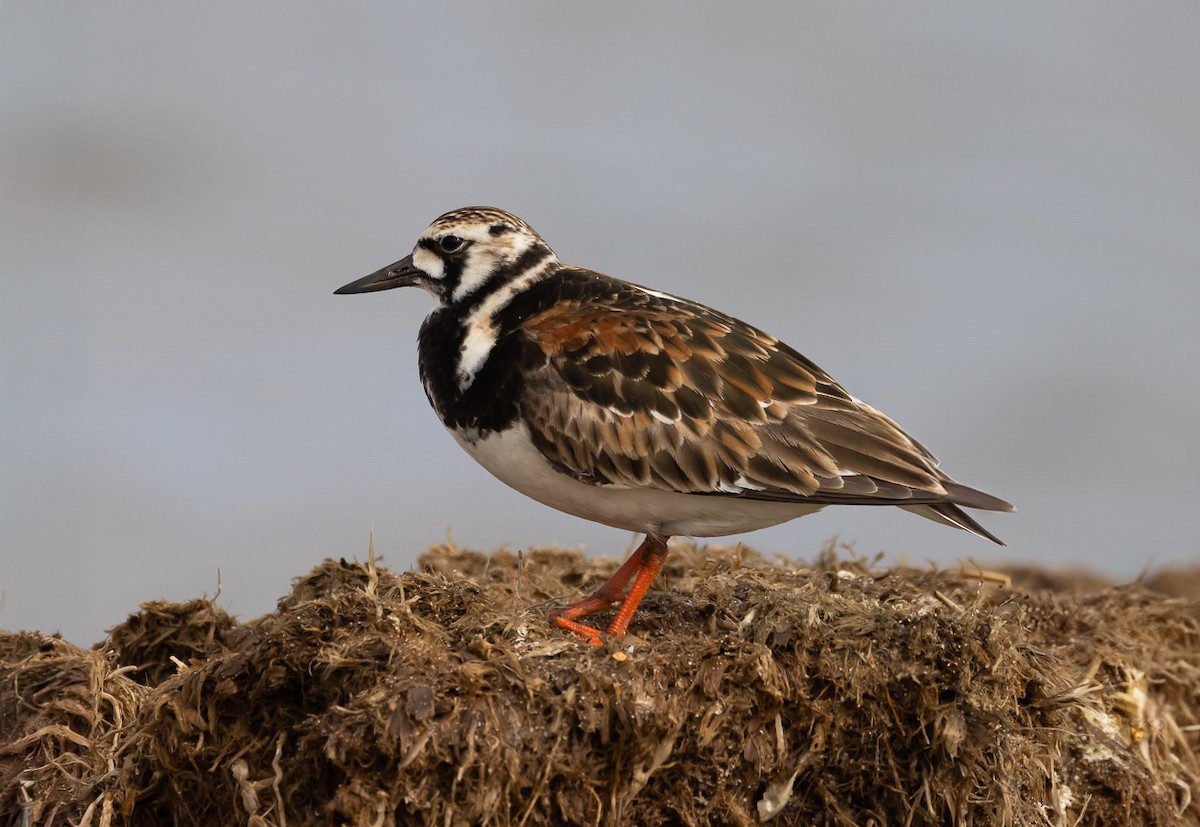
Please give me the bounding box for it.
[901,481,1014,545]
[900,503,1004,545]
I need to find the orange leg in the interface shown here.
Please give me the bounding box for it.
[550,535,670,645]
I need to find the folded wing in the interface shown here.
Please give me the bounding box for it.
[517,269,1012,541]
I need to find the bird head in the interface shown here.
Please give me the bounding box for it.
[335,207,558,307]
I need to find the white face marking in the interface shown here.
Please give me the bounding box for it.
[412,247,444,282]
[450,231,536,303]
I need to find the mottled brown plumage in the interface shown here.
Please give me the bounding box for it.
[336,206,1013,644]
[517,269,1008,542]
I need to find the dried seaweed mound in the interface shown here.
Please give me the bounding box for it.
[107,598,241,687]
[2,542,1199,826]
[0,633,146,824]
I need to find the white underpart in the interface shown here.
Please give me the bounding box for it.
[452,424,824,537]
[455,254,555,390]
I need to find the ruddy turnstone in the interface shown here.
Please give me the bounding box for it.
[336,207,1013,645]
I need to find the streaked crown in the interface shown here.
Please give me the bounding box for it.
[409,207,559,305]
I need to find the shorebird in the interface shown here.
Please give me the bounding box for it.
[336,207,1012,644]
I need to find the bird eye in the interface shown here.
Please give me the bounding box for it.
[439,235,464,253]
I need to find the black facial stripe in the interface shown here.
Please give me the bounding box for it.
[512,241,551,275]
[452,242,553,314]
[439,255,465,297]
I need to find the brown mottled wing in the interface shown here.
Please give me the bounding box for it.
[518,269,1011,520]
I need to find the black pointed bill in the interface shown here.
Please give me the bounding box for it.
[334,254,420,294]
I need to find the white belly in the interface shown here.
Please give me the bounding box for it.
[451,425,824,537]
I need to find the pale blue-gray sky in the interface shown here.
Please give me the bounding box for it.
[3,4,1198,645]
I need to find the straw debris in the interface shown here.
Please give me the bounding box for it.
[2,541,1198,826]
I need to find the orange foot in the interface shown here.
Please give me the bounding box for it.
[549,534,670,646]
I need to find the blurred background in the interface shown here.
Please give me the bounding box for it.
[2,4,1197,645]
